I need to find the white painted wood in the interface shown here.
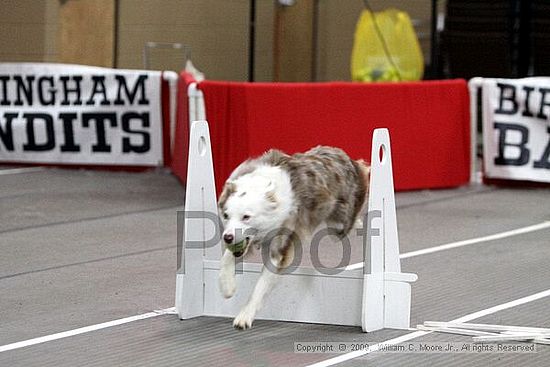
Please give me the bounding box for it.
[185,121,220,260]
[421,322,550,345]
[176,120,220,319]
[203,267,364,326]
[362,128,417,332]
[384,272,418,282]
[473,334,550,342]
[363,273,384,331]
[383,281,412,329]
[175,123,415,332]
[203,260,365,279]
[416,325,497,337]
[424,321,550,334]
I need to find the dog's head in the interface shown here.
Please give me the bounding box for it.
[218,166,293,257]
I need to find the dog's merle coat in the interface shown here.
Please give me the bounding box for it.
[220,146,369,242]
[218,146,370,329]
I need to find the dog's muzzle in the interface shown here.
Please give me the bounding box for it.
[225,237,251,258]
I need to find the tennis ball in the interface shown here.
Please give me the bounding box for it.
[226,240,246,255]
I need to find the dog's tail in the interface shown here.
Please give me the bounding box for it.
[353,159,371,227]
[356,159,371,194]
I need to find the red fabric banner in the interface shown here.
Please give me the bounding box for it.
[172,80,470,194]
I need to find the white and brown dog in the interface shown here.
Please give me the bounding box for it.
[218,146,370,329]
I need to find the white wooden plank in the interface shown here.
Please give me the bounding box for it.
[203,267,364,326]
[424,321,550,334]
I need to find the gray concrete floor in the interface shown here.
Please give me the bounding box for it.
[0,167,549,366]
[0,167,183,345]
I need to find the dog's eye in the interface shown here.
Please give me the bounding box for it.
[222,212,229,220]
[242,214,251,221]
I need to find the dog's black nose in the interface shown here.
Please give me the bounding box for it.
[223,233,234,244]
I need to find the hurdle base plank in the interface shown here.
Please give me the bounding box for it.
[202,262,364,326]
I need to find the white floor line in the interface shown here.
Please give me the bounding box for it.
[3,222,549,355]
[345,221,550,271]
[0,307,176,353]
[305,288,550,367]
[0,167,46,175]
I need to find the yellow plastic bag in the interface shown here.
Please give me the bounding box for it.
[351,8,424,82]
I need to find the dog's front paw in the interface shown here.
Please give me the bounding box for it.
[233,306,255,330]
[219,271,236,299]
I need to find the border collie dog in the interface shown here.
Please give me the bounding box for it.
[218,146,370,329]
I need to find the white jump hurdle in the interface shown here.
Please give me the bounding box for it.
[175,120,417,332]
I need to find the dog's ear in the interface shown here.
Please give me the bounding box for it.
[225,180,236,189]
[265,180,275,192]
[262,149,289,165]
[218,180,236,208]
[265,180,279,208]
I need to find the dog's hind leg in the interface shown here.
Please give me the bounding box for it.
[219,249,237,299]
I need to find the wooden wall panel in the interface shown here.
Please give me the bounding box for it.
[57,0,115,67]
[0,0,58,62]
[253,0,275,82]
[273,0,315,82]
[117,0,249,80]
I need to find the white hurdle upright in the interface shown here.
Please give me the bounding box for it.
[175,120,219,318]
[175,121,417,332]
[362,128,418,332]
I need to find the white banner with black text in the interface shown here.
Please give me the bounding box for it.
[481,77,550,183]
[0,63,164,166]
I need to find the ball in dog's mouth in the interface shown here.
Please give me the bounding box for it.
[226,238,249,257]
